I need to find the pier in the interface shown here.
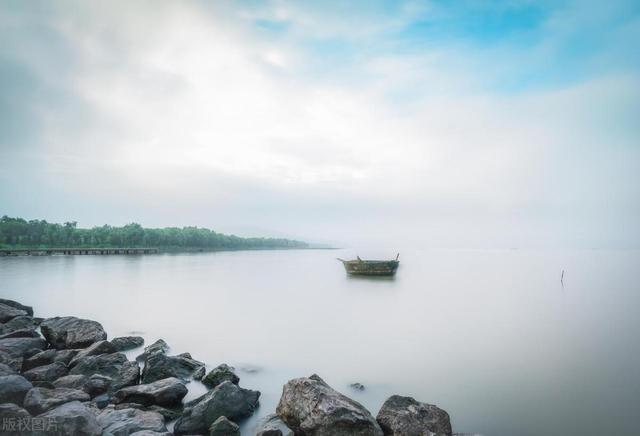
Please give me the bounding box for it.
[0,248,159,256]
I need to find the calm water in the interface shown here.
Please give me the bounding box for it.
[1,249,639,435]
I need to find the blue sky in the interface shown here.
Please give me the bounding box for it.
[0,0,638,247]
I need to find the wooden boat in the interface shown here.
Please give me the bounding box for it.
[337,254,400,276]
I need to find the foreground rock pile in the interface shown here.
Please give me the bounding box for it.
[0,298,454,435]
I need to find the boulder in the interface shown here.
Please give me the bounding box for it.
[256,413,294,436]
[0,362,17,376]
[0,298,34,316]
[85,374,112,397]
[276,374,382,436]
[202,364,239,388]
[0,374,33,405]
[136,339,169,362]
[69,352,139,391]
[97,405,168,435]
[54,374,89,390]
[209,415,240,436]
[376,395,452,436]
[69,340,116,366]
[0,302,28,323]
[0,349,22,372]
[113,377,187,407]
[111,336,144,352]
[141,352,205,384]
[0,328,41,339]
[23,387,91,414]
[0,337,47,358]
[22,361,69,382]
[193,365,206,381]
[0,315,41,335]
[0,403,32,431]
[23,348,78,371]
[34,401,101,436]
[350,383,366,391]
[174,381,260,435]
[114,403,184,421]
[40,316,107,349]
[130,432,173,436]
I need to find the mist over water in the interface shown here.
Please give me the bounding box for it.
[2,248,639,435]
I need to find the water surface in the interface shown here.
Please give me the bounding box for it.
[1,248,639,435]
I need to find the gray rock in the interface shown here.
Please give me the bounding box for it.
[32,381,56,389]
[69,352,139,391]
[0,328,41,339]
[0,349,22,372]
[0,315,41,335]
[141,351,205,384]
[136,339,169,362]
[350,383,366,391]
[111,336,144,352]
[23,348,78,371]
[34,401,101,436]
[256,413,294,436]
[53,374,89,390]
[97,405,167,435]
[276,374,383,436]
[376,395,452,436]
[0,362,17,376]
[193,365,206,380]
[202,364,239,388]
[0,374,33,405]
[69,340,116,366]
[0,403,32,429]
[0,302,28,323]
[114,403,184,421]
[23,387,91,414]
[0,298,34,316]
[40,316,107,349]
[85,374,112,397]
[130,431,173,436]
[0,337,47,358]
[113,377,187,407]
[174,381,260,435]
[93,393,111,409]
[23,361,69,382]
[209,415,240,436]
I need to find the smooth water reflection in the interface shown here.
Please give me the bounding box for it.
[1,249,639,435]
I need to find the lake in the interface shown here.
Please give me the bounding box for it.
[1,248,639,435]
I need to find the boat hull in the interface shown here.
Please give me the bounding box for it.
[341,260,399,276]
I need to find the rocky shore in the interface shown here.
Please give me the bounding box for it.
[0,298,454,435]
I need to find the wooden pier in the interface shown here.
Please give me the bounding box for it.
[0,248,159,256]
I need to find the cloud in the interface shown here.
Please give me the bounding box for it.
[0,0,638,247]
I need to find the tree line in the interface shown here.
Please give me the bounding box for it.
[0,216,308,250]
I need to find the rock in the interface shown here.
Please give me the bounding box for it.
[174,381,260,435]
[136,339,169,362]
[69,340,116,366]
[69,352,139,391]
[22,361,69,382]
[0,403,32,432]
[23,387,91,414]
[193,365,206,380]
[202,364,239,388]
[114,377,187,407]
[141,351,205,384]
[34,401,101,436]
[0,337,47,358]
[276,374,383,436]
[0,350,22,372]
[40,316,107,349]
[0,362,17,376]
[209,415,240,436]
[53,374,89,390]
[85,374,112,397]
[376,395,452,436]
[0,328,41,339]
[130,431,173,436]
[350,383,366,391]
[256,413,294,436]
[0,374,33,405]
[23,348,78,371]
[0,302,28,322]
[0,298,34,316]
[0,315,41,335]
[97,405,167,435]
[93,393,111,409]
[32,381,56,389]
[145,404,183,421]
[111,336,144,352]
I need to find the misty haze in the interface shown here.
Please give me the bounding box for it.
[1,2,639,436]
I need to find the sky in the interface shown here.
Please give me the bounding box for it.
[0,0,638,248]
